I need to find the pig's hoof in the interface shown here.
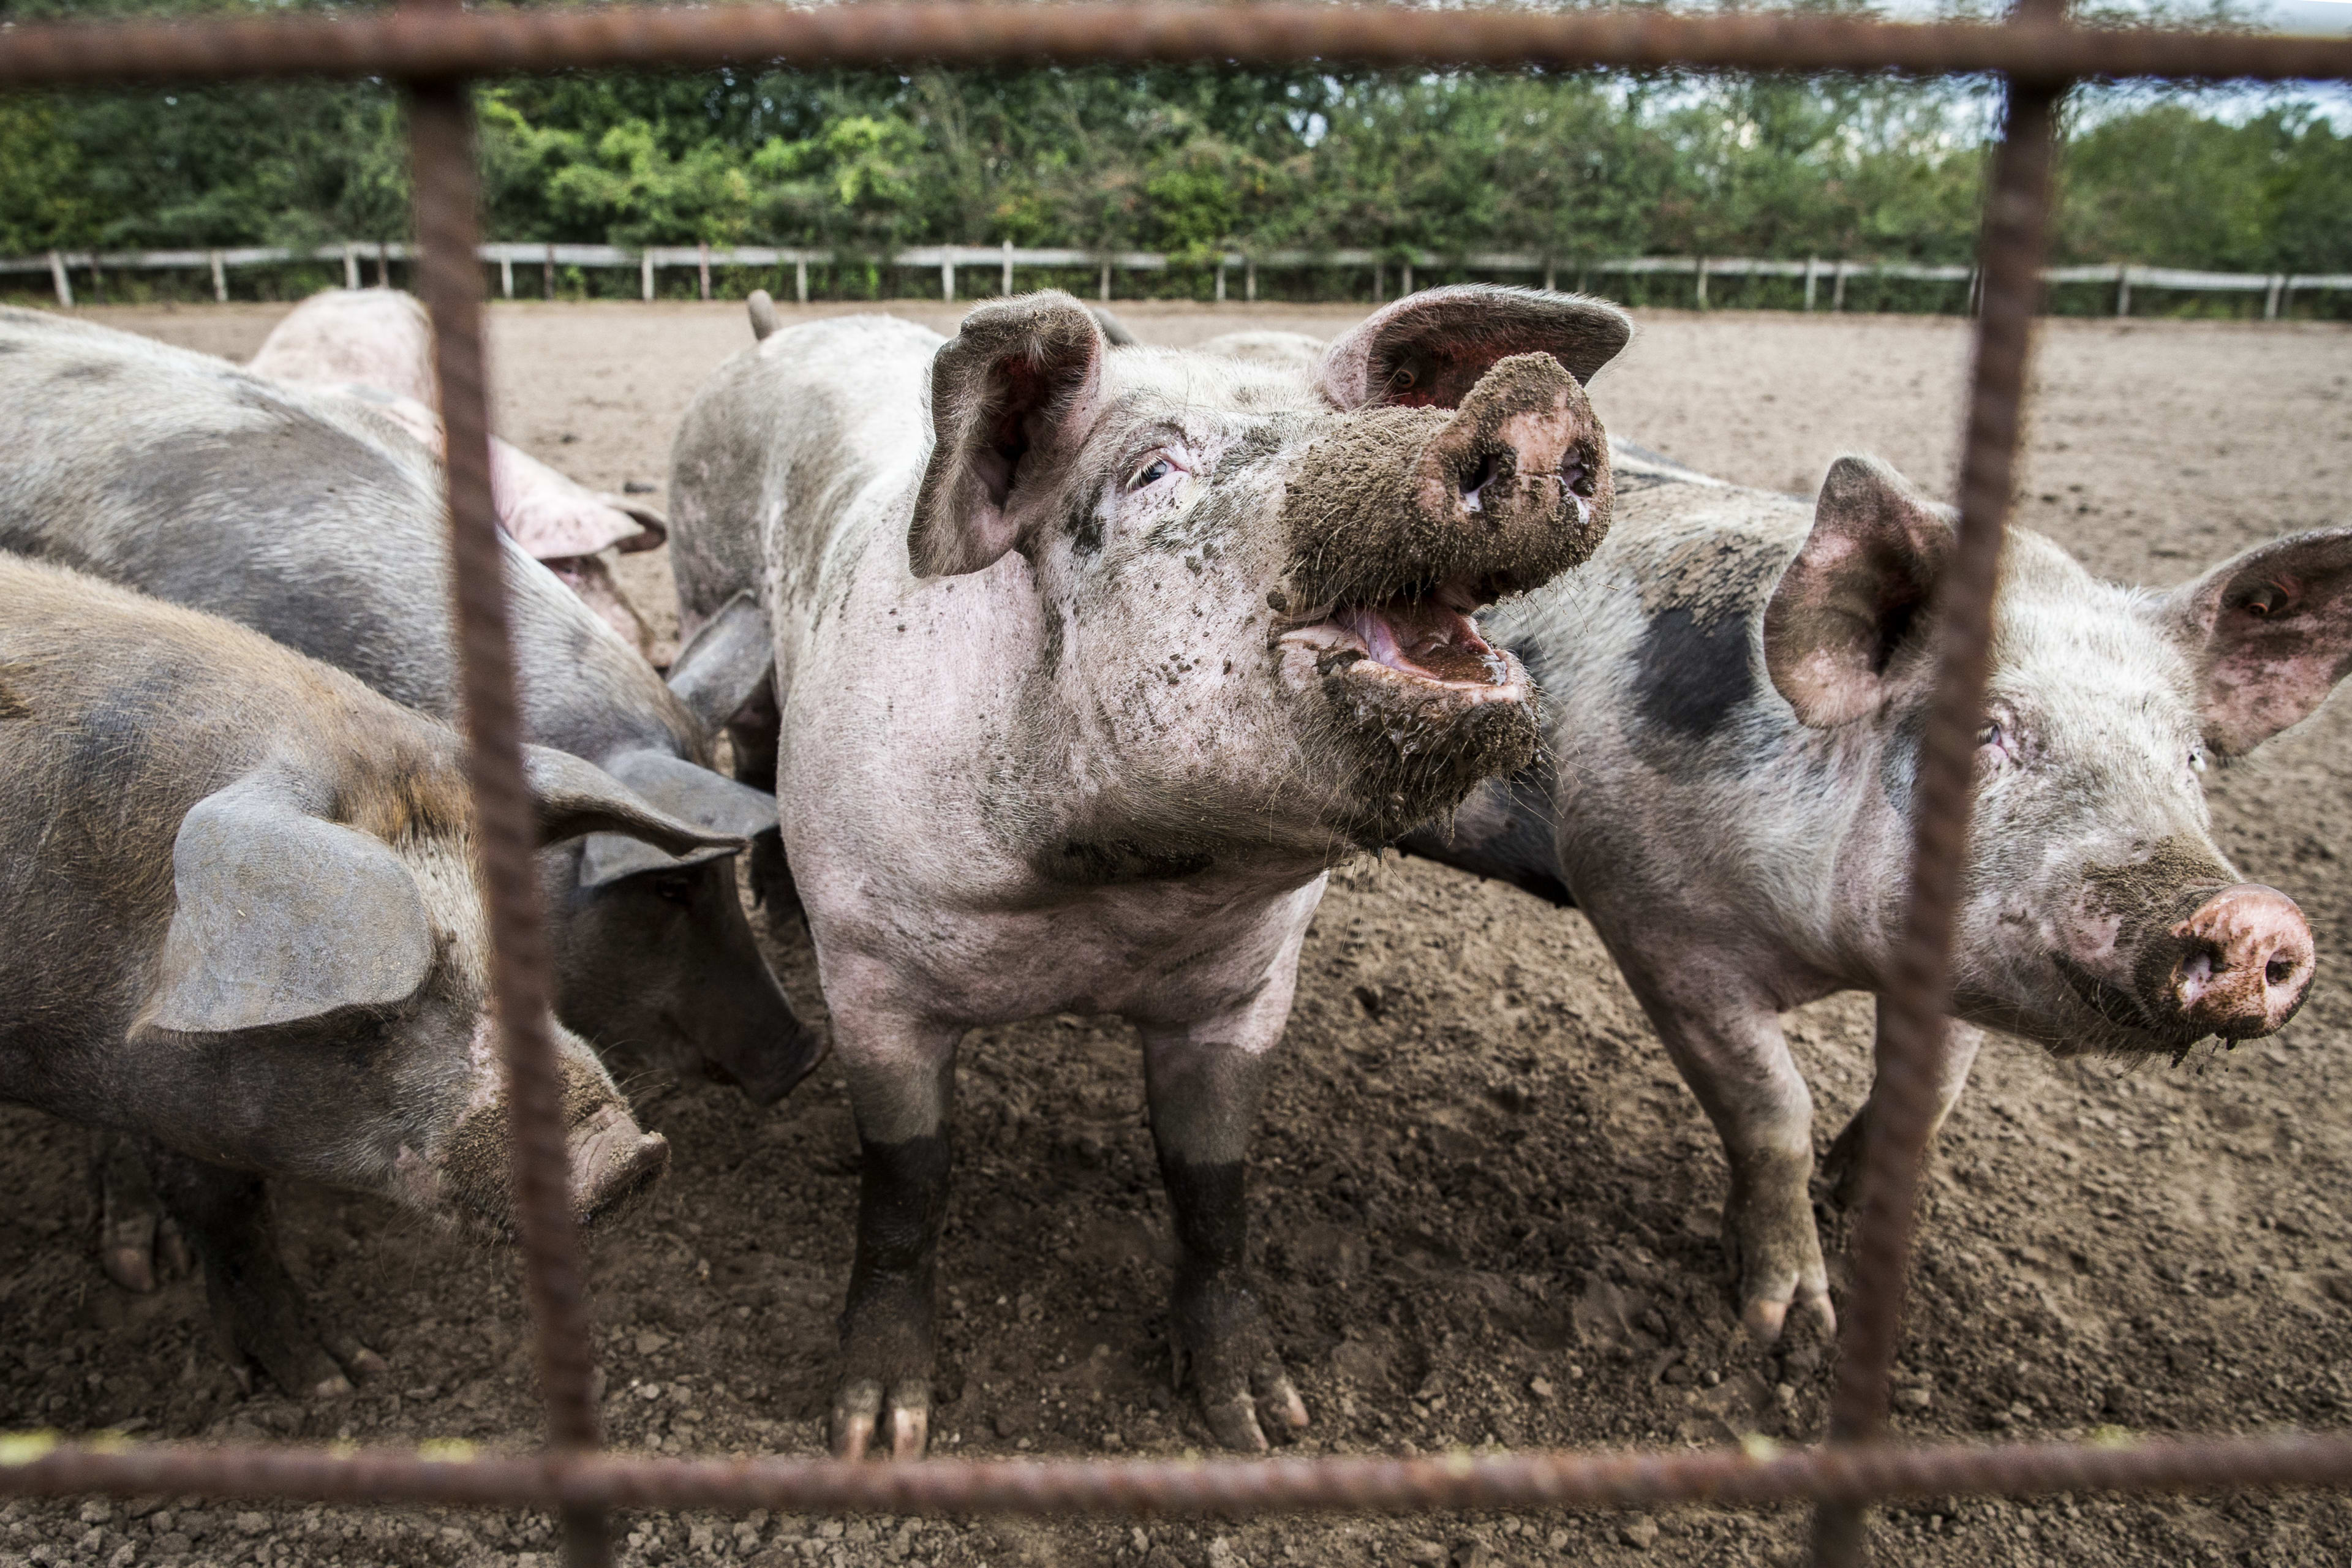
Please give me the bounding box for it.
[1724,1170,1834,1348]
[830,1376,929,1461]
[1174,1288,1308,1454]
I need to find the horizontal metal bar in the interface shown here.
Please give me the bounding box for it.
[0,3,2349,90]
[2,1430,2350,1517]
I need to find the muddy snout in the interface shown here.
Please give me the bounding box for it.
[2140,883,2316,1039]
[567,1103,671,1226]
[1281,352,1611,612]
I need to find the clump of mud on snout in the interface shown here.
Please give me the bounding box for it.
[1278,352,1611,842]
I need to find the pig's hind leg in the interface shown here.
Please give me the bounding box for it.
[1608,960,1836,1346]
[1819,1014,1986,1208]
[142,1145,377,1398]
[829,1013,961,1461]
[1139,1014,1309,1453]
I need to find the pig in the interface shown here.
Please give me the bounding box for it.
[0,304,815,1118]
[246,288,668,656]
[1404,448,2351,1343]
[666,285,1630,1456]
[0,555,728,1394]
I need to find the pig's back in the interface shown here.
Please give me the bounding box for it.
[669,313,940,647]
[0,309,696,768]
[1490,451,1815,788]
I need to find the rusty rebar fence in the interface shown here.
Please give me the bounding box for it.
[0,5,2345,1567]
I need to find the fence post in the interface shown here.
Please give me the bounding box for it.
[343,242,360,290]
[1002,239,1013,296]
[1215,260,1226,303]
[698,241,712,301]
[1804,256,1819,311]
[641,250,655,301]
[2265,273,2283,320]
[376,241,390,287]
[796,256,809,305]
[1832,260,1849,311]
[500,252,514,299]
[1373,262,1384,301]
[1967,265,1981,315]
[1544,260,1556,292]
[544,243,555,301]
[1099,258,1111,302]
[2115,263,2131,317]
[1401,260,1414,295]
[1695,257,1708,309]
[942,252,955,302]
[1245,257,1257,303]
[45,251,72,308]
[210,249,227,303]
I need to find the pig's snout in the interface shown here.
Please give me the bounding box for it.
[2147,884,2315,1040]
[1418,352,1604,552]
[569,1104,670,1227]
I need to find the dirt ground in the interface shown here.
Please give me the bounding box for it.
[4,298,2350,1568]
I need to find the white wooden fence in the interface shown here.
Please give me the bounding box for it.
[9,238,2349,317]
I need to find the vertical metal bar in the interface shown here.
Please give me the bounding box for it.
[1808,51,2064,1568]
[1099,258,1111,301]
[796,255,809,304]
[1401,259,1414,294]
[404,74,611,1568]
[545,242,556,301]
[501,251,514,298]
[47,251,71,307]
[1695,257,1708,309]
[1805,256,1818,311]
[2116,263,2130,316]
[943,251,955,301]
[1215,259,1226,303]
[345,241,360,290]
[1246,257,1256,302]
[210,249,227,303]
[699,239,711,301]
[641,249,655,301]
[1545,259,1557,292]
[1002,238,1014,296]
[1833,259,1848,311]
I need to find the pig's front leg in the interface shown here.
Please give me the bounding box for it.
[91,1130,189,1294]
[143,1145,379,1397]
[1820,1014,1987,1208]
[830,1012,960,1461]
[1614,962,1833,1345]
[1139,1012,1308,1453]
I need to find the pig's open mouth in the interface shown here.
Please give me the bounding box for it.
[1276,579,1528,701]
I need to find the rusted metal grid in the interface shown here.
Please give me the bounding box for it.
[0,6,2346,1568]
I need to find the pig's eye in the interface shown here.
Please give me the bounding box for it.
[1977,720,2007,755]
[649,872,696,906]
[1126,456,1176,491]
[2190,747,2209,775]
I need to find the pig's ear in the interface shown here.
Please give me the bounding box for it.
[1317,285,1632,410]
[2161,526,2352,755]
[524,746,745,862]
[909,292,1104,578]
[576,751,777,891]
[666,591,774,737]
[139,773,435,1037]
[1763,456,1957,728]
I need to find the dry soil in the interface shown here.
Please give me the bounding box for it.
[3,298,2349,1568]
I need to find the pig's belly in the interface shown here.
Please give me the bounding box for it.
[812,875,1324,1031]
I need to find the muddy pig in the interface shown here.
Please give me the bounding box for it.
[0,556,733,1395]
[668,285,1629,1456]
[0,307,816,1131]
[1406,448,2352,1342]
[246,287,668,656]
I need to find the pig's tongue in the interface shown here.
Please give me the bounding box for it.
[1336,598,1504,686]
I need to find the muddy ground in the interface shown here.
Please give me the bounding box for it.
[4,299,2350,1567]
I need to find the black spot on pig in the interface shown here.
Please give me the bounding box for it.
[1632,607,1754,739]
[0,673,26,720]
[1041,606,1066,676]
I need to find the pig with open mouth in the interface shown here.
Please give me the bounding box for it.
[666,285,1629,1455]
